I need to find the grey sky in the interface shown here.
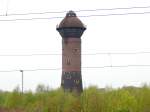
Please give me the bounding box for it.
[0,0,150,91]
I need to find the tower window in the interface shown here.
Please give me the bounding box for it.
[66,58,71,65]
[73,48,78,52]
[66,74,71,79]
[74,80,80,84]
[73,48,79,54]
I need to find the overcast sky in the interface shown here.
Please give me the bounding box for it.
[0,0,150,91]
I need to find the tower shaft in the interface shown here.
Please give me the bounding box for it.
[56,11,86,93]
[61,38,83,92]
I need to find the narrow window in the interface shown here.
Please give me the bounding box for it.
[66,58,71,65]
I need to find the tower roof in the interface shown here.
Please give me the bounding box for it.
[58,11,85,28]
[56,10,86,38]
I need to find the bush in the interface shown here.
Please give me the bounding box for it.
[0,85,150,112]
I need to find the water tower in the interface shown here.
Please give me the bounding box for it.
[56,11,86,93]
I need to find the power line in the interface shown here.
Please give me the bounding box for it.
[0,10,67,16]
[82,51,150,55]
[0,16,63,21]
[76,6,150,12]
[0,53,62,56]
[1,51,150,56]
[1,11,150,21]
[0,69,19,72]
[1,5,150,16]
[0,68,61,72]
[83,65,150,69]
[1,65,150,72]
[79,11,150,17]
[23,68,61,72]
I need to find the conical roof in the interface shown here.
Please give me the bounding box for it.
[58,11,85,28]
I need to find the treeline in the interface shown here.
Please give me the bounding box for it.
[0,85,150,112]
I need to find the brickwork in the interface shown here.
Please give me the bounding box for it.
[61,38,83,92]
[62,38,81,72]
[61,71,83,92]
[56,11,86,93]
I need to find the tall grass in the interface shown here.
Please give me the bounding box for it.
[0,84,150,112]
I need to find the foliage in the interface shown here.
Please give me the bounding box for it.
[0,85,150,112]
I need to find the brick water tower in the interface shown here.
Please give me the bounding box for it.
[56,11,86,93]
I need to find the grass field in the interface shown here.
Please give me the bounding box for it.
[0,84,150,112]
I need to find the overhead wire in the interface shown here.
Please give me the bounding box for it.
[0,6,150,72]
[80,11,150,17]
[0,10,67,16]
[1,65,150,72]
[82,51,150,55]
[83,65,150,69]
[1,5,150,16]
[0,53,62,56]
[1,11,150,21]
[0,16,63,21]
[0,68,61,72]
[1,51,150,56]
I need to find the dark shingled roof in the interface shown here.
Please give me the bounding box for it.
[58,11,85,28]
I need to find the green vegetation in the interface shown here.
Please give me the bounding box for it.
[0,84,150,112]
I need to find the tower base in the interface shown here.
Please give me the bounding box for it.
[61,71,83,93]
